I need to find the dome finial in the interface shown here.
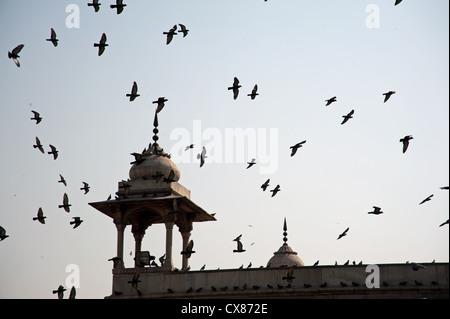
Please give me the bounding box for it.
[283,217,288,244]
[152,111,159,144]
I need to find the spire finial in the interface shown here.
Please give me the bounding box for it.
[152,111,159,144]
[283,218,288,244]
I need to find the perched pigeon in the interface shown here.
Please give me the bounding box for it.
[33,207,46,224]
[70,217,83,229]
[8,44,24,67]
[126,81,140,101]
[87,0,101,12]
[181,240,195,258]
[163,25,177,45]
[48,144,59,160]
[337,227,349,240]
[261,179,270,191]
[178,24,189,37]
[228,77,241,100]
[368,206,383,215]
[270,185,281,197]
[313,260,319,267]
[58,193,71,213]
[246,158,256,169]
[383,91,396,103]
[33,137,45,154]
[290,141,306,157]
[30,110,42,124]
[46,28,59,47]
[69,286,76,299]
[248,85,259,100]
[110,0,126,14]
[52,285,66,299]
[325,96,337,106]
[419,194,433,205]
[439,219,449,227]
[0,226,9,241]
[94,33,108,56]
[411,262,426,271]
[80,182,90,194]
[108,256,122,268]
[399,135,413,153]
[341,109,354,125]
[153,97,168,113]
[58,174,67,186]
[163,170,176,183]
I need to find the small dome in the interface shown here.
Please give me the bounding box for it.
[267,243,304,268]
[129,154,180,182]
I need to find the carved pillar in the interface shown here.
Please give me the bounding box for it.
[162,221,175,271]
[132,226,145,267]
[179,224,193,270]
[115,223,126,269]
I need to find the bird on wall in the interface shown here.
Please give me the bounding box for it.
[163,170,176,183]
[228,77,241,100]
[261,179,270,191]
[46,28,59,47]
[48,144,59,160]
[181,240,195,258]
[290,141,306,157]
[337,227,349,240]
[58,193,71,213]
[383,91,396,103]
[399,135,413,153]
[153,97,168,113]
[70,217,83,229]
[94,33,108,56]
[126,81,140,101]
[69,286,76,299]
[80,182,90,194]
[52,285,66,299]
[270,184,281,197]
[419,194,433,205]
[8,44,24,67]
[87,0,101,12]
[368,206,384,215]
[248,85,259,100]
[30,110,42,124]
[325,96,337,106]
[33,137,45,154]
[33,207,46,224]
[108,256,122,268]
[341,109,355,125]
[178,24,189,37]
[0,226,9,241]
[163,25,178,45]
[110,0,126,14]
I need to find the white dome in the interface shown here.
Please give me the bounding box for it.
[129,154,180,182]
[267,243,304,268]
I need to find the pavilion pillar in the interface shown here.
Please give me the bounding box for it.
[132,226,145,267]
[179,223,193,270]
[162,221,175,271]
[115,223,126,269]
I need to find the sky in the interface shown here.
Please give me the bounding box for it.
[0,0,448,299]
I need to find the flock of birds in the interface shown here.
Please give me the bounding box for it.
[2,0,448,298]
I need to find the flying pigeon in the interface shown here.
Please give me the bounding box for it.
[178,24,189,37]
[246,158,256,169]
[270,184,281,197]
[153,97,168,113]
[233,237,246,253]
[58,193,71,213]
[341,109,354,125]
[261,179,270,191]
[48,144,59,160]
[181,240,195,258]
[52,285,66,299]
[439,219,449,227]
[440,186,449,190]
[197,146,207,167]
[419,194,433,205]
[290,140,306,157]
[282,268,295,284]
[8,44,24,67]
[108,256,122,268]
[87,0,101,12]
[368,206,383,215]
[337,227,349,240]
[110,0,126,14]
[30,110,42,124]
[163,25,178,45]
[233,234,242,242]
[70,217,83,229]
[394,0,402,5]
[152,171,164,183]
[399,135,413,153]
[33,207,46,224]
[163,170,176,183]
[325,96,337,106]
[94,33,108,56]
[128,272,141,290]
[228,77,241,100]
[126,81,140,101]
[130,152,145,166]
[80,182,90,194]
[33,137,45,154]
[383,91,396,103]
[0,226,9,241]
[58,174,67,186]
[184,144,194,151]
[248,85,259,100]
[46,28,59,47]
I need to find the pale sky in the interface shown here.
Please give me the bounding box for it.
[0,0,448,299]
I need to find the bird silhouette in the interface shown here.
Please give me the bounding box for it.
[340,281,348,287]
[46,28,59,47]
[80,182,90,194]
[261,179,270,191]
[200,264,206,271]
[52,285,66,299]
[383,91,396,102]
[94,33,108,56]
[48,144,59,160]
[69,286,76,299]
[33,137,45,154]
[394,0,402,5]
[419,194,433,205]
[197,146,207,167]
[440,186,449,190]
[58,174,67,186]
[163,25,178,45]
[313,260,319,267]
[337,227,349,240]
[128,272,141,290]
[130,152,145,166]
[87,0,101,12]
[233,234,242,241]
[178,24,189,37]
[343,260,350,266]
[228,77,241,100]
[33,207,46,224]
[399,135,413,153]
[233,237,246,253]
[282,268,295,283]
[270,185,281,197]
[30,110,42,124]
[185,144,194,151]
[368,206,383,215]
[181,240,195,258]
[0,226,9,241]
[110,0,126,14]
[163,170,176,183]
[439,219,449,227]
[70,217,83,229]
[153,97,168,113]
[341,109,354,125]
[126,81,140,101]
[411,262,426,271]
[246,158,257,169]
[248,85,259,100]
[8,44,24,67]
[325,96,337,106]
[58,193,71,213]
[108,256,122,268]
[290,141,306,157]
